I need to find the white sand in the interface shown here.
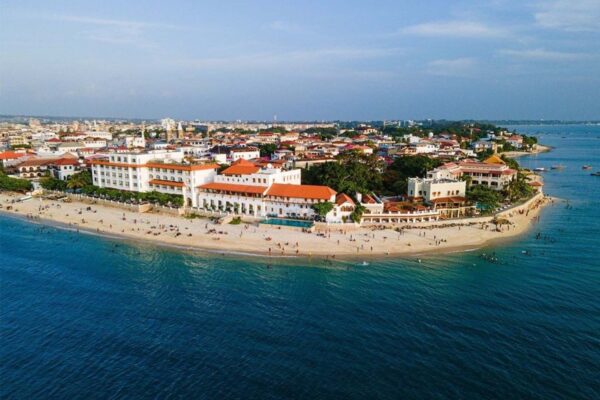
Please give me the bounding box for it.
[503,144,551,159]
[0,192,551,259]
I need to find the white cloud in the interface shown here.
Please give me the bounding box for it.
[534,0,600,32]
[426,57,478,76]
[185,47,403,69]
[401,21,507,38]
[54,15,185,31]
[498,48,591,61]
[49,15,187,49]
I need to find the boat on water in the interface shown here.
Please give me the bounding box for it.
[591,172,600,176]
[582,165,592,170]
[551,164,565,170]
[534,167,547,172]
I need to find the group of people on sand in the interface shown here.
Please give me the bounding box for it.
[1,190,551,259]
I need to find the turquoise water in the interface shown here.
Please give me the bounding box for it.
[261,217,314,228]
[1,125,599,399]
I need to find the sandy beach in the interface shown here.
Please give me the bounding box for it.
[502,144,551,158]
[0,191,553,259]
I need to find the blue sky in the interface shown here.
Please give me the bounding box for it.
[1,0,599,120]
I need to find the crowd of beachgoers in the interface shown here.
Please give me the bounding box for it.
[1,190,552,259]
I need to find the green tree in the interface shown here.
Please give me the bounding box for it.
[477,148,495,160]
[350,203,366,223]
[303,127,337,141]
[382,155,443,195]
[312,201,334,217]
[467,185,502,213]
[0,172,33,192]
[258,143,278,157]
[503,173,533,202]
[40,175,67,191]
[302,150,384,195]
[66,170,92,190]
[500,154,519,170]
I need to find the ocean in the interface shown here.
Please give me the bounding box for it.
[1,125,599,399]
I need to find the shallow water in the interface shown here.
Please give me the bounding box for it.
[1,125,599,399]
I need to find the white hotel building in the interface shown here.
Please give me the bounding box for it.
[90,152,350,222]
[90,150,218,206]
[407,177,470,218]
[427,156,517,191]
[195,159,346,222]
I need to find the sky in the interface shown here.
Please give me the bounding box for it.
[1,0,599,121]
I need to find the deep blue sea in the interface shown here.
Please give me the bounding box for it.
[1,125,599,399]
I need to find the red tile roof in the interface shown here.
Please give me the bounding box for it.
[221,159,261,175]
[362,194,377,204]
[266,183,336,201]
[18,158,53,167]
[430,196,467,204]
[0,151,27,160]
[52,158,79,166]
[336,193,355,206]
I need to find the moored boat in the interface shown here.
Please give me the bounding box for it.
[551,164,564,170]
[591,172,600,176]
[534,167,546,172]
[582,165,592,170]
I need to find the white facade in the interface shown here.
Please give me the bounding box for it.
[427,158,516,191]
[230,148,260,161]
[90,150,218,206]
[407,178,466,202]
[413,142,439,154]
[194,162,344,222]
[50,162,80,181]
[83,131,113,140]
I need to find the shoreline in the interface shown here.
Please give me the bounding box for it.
[1,191,552,260]
[502,144,551,158]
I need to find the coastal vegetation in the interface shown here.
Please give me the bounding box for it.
[78,187,184,207]
[39,172,183,207]
[229,216,242,224]
[382,156,443,195]
[503,173,534,202]
[311,201,334,218]
[466,186,502,213]
[349,203,366,223]
[303,152,442,197]
[0,171,32,192]
[302,150,384,196]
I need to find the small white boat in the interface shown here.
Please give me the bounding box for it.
[534,167,547,172]
[551,164,564,170]
[582,165,592,170]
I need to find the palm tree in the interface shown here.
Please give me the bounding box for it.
[66,171,92,190]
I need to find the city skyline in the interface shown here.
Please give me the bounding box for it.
[1,0,599,120]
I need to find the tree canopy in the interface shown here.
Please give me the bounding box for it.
[0,172,32,192]
[312,201,334,217]
[467,185,502,213]
[258,143,278,157]
[382,155,443,195]
[503,173,533,202]
[302,150,384,196]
